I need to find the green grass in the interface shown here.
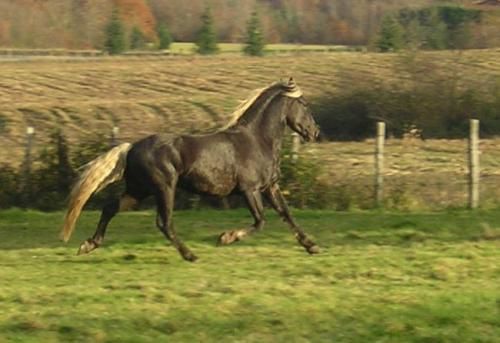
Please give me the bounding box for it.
[169,42,347,54]
[0,208,499,342]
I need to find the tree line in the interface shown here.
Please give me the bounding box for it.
[0,0,497,51]
[376,5,490,52]
[104,6,264,55]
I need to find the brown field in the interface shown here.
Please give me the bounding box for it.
[1,49,499,166]
[300,138,500,209]
[1,50,500,208]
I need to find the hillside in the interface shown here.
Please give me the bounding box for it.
[0,49,499,169]
[0,50,500,163]
[1,49,500,209]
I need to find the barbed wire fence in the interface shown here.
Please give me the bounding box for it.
[290,119,498,211]
[7,119,500,211]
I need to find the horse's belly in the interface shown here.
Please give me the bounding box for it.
[182,167,236,196]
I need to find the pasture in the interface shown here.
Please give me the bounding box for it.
[1,48,499,167]
[168,42,346,55]
[0,208,498,342]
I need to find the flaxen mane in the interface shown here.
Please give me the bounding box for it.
[223,81,303,129]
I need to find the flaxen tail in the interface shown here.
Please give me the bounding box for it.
[61,143,132,242]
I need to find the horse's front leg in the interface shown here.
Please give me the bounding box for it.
[217,189,265,245]
[156,186,197,262]
[264,184,320,254]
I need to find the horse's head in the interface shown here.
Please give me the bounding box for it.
[283,78,320,142]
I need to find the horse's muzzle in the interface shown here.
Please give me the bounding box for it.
[308,125,320,142]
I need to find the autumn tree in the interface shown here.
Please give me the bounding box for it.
[243,10,265,56]
[104,9,126,54]
[196,6,218,55]
[112,0,157,43]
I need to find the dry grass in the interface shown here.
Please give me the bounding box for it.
[1,49,499,168]
[300,137,500,209]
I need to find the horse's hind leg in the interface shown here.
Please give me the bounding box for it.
[264,184,320,254]
[217,189,265,245]
[156,187,197,262]
[77,193,138,255]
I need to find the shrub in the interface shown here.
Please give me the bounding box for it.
[0,164,20,208]
[29,130,75,210]
[313,63,500,140]
[279,135,335,209]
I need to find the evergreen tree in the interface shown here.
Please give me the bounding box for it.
[104,9,126,55]
[425,9,448,50]
[404,19,424,49]
[130,26,146,50]
[377,15,404,52]
[243,10,265,56]
[196,6,219,55]
[157,23,173,50]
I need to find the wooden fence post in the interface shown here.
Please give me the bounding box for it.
[468,119,480,209]
[22,126,35,207]
[375,122,385,207]
[111,126,119,147]
[291,132,300,162]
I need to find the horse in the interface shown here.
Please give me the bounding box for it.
[61,78,321,262]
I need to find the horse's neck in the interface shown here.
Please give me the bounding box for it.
[248,96,288,149]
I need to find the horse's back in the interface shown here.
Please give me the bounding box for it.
[175,132,242,196]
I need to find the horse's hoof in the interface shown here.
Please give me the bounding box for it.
[77,239,98,255]
[217,230,246,246]
[183,253,198,262]
[306,245,321,254]
[217,232,232,245]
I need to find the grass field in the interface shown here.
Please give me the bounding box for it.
[168,42,349,55]
[0,208,498,342]
[1,48,499,168]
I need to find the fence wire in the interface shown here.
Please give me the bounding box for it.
[2,126,500,210]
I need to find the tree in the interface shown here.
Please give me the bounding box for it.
[425,9,448,50]
[195,6,218,55]
[404,18,425,50]
[130,26,146,49]
[104,9,126,54]
[243,10,265,56]
[157,23,172,49]
[376,15,404,52]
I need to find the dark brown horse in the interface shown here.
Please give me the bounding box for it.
[61,78,320,261]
